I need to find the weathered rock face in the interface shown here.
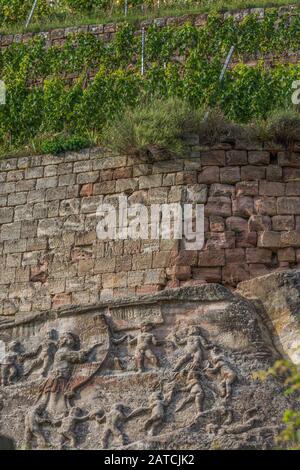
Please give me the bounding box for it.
[238,269,300,364]
[0,284,296,450]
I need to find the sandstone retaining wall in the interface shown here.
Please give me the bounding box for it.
[1,141,300,320]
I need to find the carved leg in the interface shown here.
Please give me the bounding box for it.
[145,349,159,368]
[135,350,145,372]
[195,392,204,415]
[8,365,18,385]
[175,395,194,412]
[173,353,192,372]
[102,428,111,449]
[36,431,48,449]
[24,427,32,449]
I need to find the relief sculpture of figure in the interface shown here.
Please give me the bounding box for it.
[24,403,51,449]
[22,329,57,378]
[129,322,159,372]
[173,326,208,373]
[129,389,174,437]
[55,406,92,449]
[175,370,204,416]
[38,331,102,415]
[94,403,129,449]
[0,341,22,386]
[204,346,237,399]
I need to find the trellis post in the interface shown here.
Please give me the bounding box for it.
[25,0,39,29]
[141,27,146,76]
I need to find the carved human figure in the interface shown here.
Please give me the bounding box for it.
[95,403,129,449]
[55,406,91,449]
[130,390,173,437]
[0,341,21,386]
[22,329,57,378]
[204,346,237,399]
[175,370,204,416]
[24,403,50,449]
[129,322,159,372]
[38,331,102,415]
[173,326,208,373]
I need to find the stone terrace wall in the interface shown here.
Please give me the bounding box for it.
[1,141,300,321]
[0,4,299,50]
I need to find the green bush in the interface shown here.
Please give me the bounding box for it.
[103,97,206,159]
[40,134,90,155]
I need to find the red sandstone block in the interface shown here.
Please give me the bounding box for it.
[99,169,113,181]
[281,231,300,247]
[176,171,197,185]
[209,183,235,198]
[206,231,235,249]
[248,215,271,231]
[236,181,258,197]
[278,247,295,262]
[283,168,300,182]
[136,285,162,295]
[278,151,300,167]
[246,248,272,264]
[80,183,93,197]
[201,150,225,166]
[209,216,225,232]
[236,231,257,248]
[225,248,245,264]
[172,265,192,281]
[113,167,132,179]
[226,150,247,165]
[198,166,220,184]
[277,197,300,215]
[259,181,285,196]
[174,250,198,267]
[257,231,282,248]
[241,166,266,181]
[198,248,225,267]
[232,196,254,218]
[222,263,250,285]
[193,267,221,283]
[52,293,71,309]
[266,165,282,181]
[249,263,271,278]
[248,151,270,165]
[220,167,241,184]
[205,196,232,218]
[286,182,300,195]
[254,197,277,216]
[272,215,295,231]
[226,216,248,232]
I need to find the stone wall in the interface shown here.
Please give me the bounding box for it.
[0,4,298,50]
[1,141,300,320]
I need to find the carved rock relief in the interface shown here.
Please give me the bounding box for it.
[0,285,296,450]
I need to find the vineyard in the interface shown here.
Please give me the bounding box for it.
[0,2,299,155]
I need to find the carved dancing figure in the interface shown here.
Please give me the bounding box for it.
[22,329,57,378]
[38,331,102,414]
[0,341,21,386]
[55,406,92,449]
[95,403,129,448]
[24,403,50,449]
[129,322,159,372]
[173,326,208,373]
[175,370,204,416]
[130,389,173,437]
[204,346,237,399]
